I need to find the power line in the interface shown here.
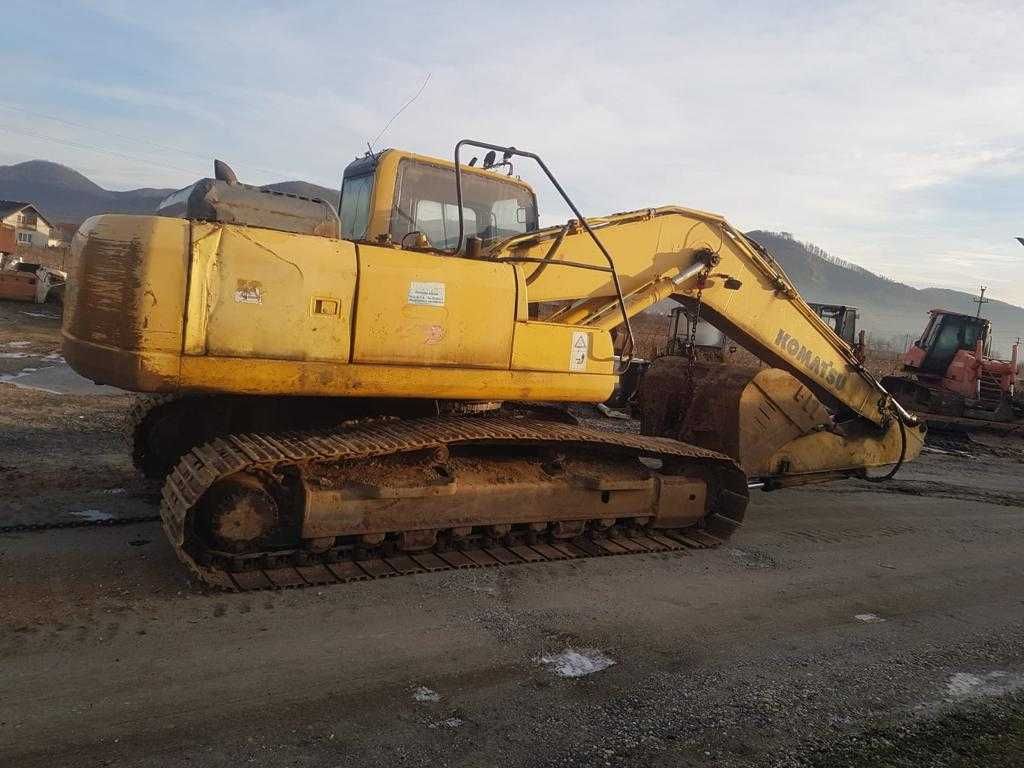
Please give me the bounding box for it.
[0,123,206,176]
[0,101,338,187]
[0,101,217,164]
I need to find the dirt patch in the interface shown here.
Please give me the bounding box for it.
[0,300,145,527]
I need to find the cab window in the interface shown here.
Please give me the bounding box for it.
[413,200,478,247]
[391,159,537,250]
[340,173,373,240]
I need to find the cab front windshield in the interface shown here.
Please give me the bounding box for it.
[391,159,537,250]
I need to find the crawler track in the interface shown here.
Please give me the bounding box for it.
[190,525,722,592]
[161,414,749,591]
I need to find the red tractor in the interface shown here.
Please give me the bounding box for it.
[882,309,1021,423]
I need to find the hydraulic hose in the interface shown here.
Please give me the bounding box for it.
[863,412,908,483]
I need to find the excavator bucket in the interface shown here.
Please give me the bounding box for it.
[638,358,924,485]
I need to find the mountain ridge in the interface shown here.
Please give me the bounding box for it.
[745,231,1024,354]
[0,160,340,223]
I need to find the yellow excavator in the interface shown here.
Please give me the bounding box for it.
[62,140,924,589]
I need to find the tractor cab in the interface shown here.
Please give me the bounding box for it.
[809,303,858,347]
[664,305,730,359]
[809,303,864,361]
[339,149,539,251]
[905,309,990,376]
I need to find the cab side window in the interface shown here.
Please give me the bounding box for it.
[340,174,373,240]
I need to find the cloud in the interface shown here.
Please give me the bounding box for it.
[3,0,1024,303]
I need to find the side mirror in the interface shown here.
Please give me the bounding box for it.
[483,151,496,169]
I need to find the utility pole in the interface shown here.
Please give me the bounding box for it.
[973,285,988,319]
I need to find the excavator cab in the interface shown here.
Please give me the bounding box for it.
[339,149,539,249]
[907,310,989,376]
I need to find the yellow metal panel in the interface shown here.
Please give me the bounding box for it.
[353,245,515,368]
[65,215,189,354]
[511,322,614,375]
[178,355,615,402]
[62,215,189,389]
[185,223,357,362]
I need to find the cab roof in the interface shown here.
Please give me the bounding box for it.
[342,148,536,195]
[928,308,990,323]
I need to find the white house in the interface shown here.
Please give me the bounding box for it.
[0,200,53,249]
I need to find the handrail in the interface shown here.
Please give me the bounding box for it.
[452,139,635,363]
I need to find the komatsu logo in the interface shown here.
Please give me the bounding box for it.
[775,329,848,391]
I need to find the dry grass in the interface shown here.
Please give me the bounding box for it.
[623,312,906,380]
[863,344,905,380]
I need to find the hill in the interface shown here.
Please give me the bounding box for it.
[0,161,175,222]
[745,231,1024,355]
[0,160,339,224]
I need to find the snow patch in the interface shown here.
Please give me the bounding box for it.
[412,686,441,702]
[4,341,31,348]
[72,509,114,522]
[596,403,630,420]
[946,671,1024,699]
[0,369,64,393]
[538,648,616,678]
[0,352,30,359]
[854,613,884,623]
[427,717,463,729]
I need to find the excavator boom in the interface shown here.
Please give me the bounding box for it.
[489,206,890,426]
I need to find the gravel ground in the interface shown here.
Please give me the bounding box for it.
[784,691,1024,767]
[2,299,1024,767]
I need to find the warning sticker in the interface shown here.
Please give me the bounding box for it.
[234,279,262,304]
[424,324,445,344]
[408,281,446,307]
[570,331,589,371]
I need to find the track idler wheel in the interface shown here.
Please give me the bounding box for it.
[198,473,281,552]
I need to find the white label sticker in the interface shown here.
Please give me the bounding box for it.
[570,331,589,371]
[234,280,262,304]
[408,281,446,307]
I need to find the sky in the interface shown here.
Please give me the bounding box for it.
[2,0,1023,305]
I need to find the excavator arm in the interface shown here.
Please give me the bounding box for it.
[491,206,901,428]
[486,205,924,484]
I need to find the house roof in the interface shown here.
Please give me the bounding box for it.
[0,200,52,228]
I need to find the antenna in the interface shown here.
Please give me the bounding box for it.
[366,73,431,154]
[973,285,989,319]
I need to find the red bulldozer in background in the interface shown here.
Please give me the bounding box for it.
[882,309,1021,426]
